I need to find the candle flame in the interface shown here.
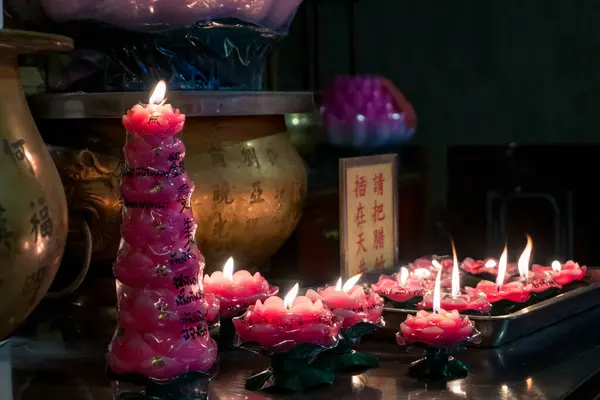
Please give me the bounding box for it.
[496,245,508,287]
[283,283,299,309]
[335,277,342,291]
[399,267,409,285]
[149,80,167,105]
[551,260,561,273]
[342,273,362,293]
[223,257,234,280]
[432,264,442,313]
[518,235,533,279]
[485,259,497,268]
[413,268,431,279]
[451,241,460,298]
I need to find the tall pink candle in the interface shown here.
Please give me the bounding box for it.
[108,82,217,382]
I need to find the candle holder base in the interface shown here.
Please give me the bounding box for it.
[408,348,468,381]
[387,296,423,309]
[239,343,336,392]
[216,317,237,350]
[312,322,381,372]
[108,368,213,400]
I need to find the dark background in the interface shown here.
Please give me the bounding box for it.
[269,0,600,271]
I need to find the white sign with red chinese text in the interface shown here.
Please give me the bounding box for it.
[339,154,399,278]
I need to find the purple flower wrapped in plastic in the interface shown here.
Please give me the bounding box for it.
[321,75,417,148]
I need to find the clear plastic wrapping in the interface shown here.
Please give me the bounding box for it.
[322,76,417,148]
[108,118,218,382]
[8,0,303,91]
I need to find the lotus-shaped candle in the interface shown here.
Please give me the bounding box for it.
[398,309,475,348]
[233,286,342,352]
[204,257,279,319]
[123,101,185,136]
[462,257,518,281]
[233,283,343,391]
[396,267,481,380]
[419,257,491,314]
[321,76,416,148]
[107,83,217,399]
[475,242,533,313]
[306,275,384,371]
[108,329,217,381]
[371,267,426,305]
[204,257,279,348]
[532,260,587,287]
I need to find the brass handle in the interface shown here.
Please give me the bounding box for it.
[45,219,92,299]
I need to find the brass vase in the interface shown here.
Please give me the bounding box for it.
[30,92,313,274]
[0,30,71,339]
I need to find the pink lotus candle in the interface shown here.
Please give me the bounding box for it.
[462,257,518,278]
[108,81,217,382]
[532,260,587,286]
[306,274,384,330]
[476,245,532,303]
[408,257,454,290]
[203,257,279,318]
[233,283,343,352]
[419,255,491,313]
[371,267,426,304]
[397,268,476,348]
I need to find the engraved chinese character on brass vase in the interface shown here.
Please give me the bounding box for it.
[0,30,71,340]
[35,102,310,274]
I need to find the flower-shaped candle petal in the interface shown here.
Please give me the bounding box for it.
[203,257,279,319]
[398,309,476,348]
[307,279,384,330]
[233,286,343,353]
[419,256,491,314]
[371,267,426,304]
[532,260,587,286]
[475,244,532,304]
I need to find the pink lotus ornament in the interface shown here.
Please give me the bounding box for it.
[306,274,384,330]
[121,209,195,250]
[475,244,532,304]
[233,283,343,352]
[108,329,217,381]
[203,257,279,319]
[321,76,416,148]
[396,267,481,380]
[124,134,185,170]
[371,267,426,304]
[204,257,279,348]
[107,82,216,393]
[306,275,384,371]
[419,258,491,314]
[233,283,343,391]
[532,260,587,286]
[113,248,201,291]
[122,83,185,136]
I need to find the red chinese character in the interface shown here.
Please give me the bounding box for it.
[358,258,367,273]
[355,202,366,226]
[354,175,367,198]
[356,232,367,255]
[373,227,385,250]
[372,200,385,223]
[374,254,385,269]
[373,172,385,196]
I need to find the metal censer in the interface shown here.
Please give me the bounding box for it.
[29,92,314,274]
[0,30,71,339]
